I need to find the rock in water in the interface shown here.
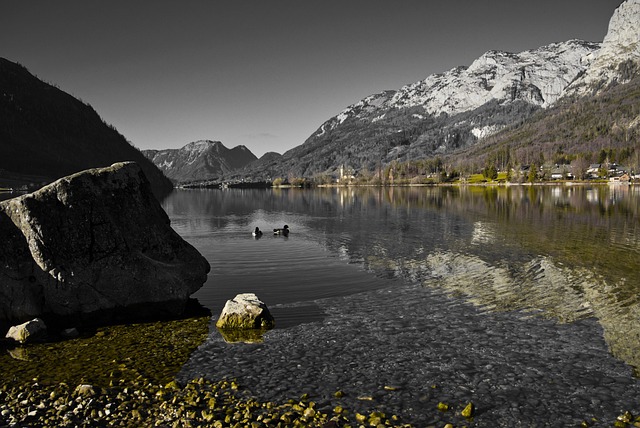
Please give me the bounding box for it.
[0,162,210,324]
[216,293,275,330]
[5,318,47,343]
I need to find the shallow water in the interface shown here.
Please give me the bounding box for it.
[166,185,640,426]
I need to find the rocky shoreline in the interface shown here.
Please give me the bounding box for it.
[1,376,639,428]
[0,312,413,428]
[2,380,638,428]
[1,306,639,427]
[0,378,417,428]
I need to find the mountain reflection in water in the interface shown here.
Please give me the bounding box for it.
[162,185,640,373]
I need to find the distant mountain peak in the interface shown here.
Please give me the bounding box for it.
[143,140,257,183]
[187,139,218,146]
[184,139,221,152]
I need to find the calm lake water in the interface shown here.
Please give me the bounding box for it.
[163,185,640,426]
[164,185,640,371]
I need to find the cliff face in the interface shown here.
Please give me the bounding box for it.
[566,0,640,95]
[0,162,210,325]
[0,58,172,197]
[306,40,599,142]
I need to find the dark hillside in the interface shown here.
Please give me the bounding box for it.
[240,100,542,181]
[0,58,172,196]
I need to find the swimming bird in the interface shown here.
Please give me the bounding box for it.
[252,227,263,237]
[273,225,289,235]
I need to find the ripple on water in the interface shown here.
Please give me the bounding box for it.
[190,231,396,317]
[179,282,640,427]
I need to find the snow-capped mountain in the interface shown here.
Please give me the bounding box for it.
[263,40,600,179]
[242,0,639,180]
[314,39,598,141]
[143,140,257,183]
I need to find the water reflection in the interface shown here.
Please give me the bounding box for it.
[164,185,640,373]
[321,185,640,373]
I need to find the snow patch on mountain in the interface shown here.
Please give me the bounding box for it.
[336,110,350,125]
[471,125,503,140]
[315,124,327,137]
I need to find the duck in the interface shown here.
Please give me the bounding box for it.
[252,227,263,237]
[273,225,289,235]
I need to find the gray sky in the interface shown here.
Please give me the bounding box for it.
[1,1,623,157]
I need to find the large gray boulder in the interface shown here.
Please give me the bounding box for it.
[0,162,210,324]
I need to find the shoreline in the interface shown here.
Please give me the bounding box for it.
[175,179,636,190]
[1,372,638,428]
[2,288,640,427]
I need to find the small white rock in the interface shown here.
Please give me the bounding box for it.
[5,318,47,343]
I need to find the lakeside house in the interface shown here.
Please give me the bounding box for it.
[336,165,357,184]
[550,165,573,180]
[586,164,601,178]
[609,173,631,184]
[586,163,630,179]
[608,163,629,177]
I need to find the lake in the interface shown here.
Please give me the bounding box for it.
[166,184,640,427]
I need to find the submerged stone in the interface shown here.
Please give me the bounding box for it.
[7,347,30,361]
[217,327,268,344]
[461,402,475,418]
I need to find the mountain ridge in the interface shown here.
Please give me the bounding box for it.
[142,140,258,183]
[240,40,600,181]
[137,1,640,185]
